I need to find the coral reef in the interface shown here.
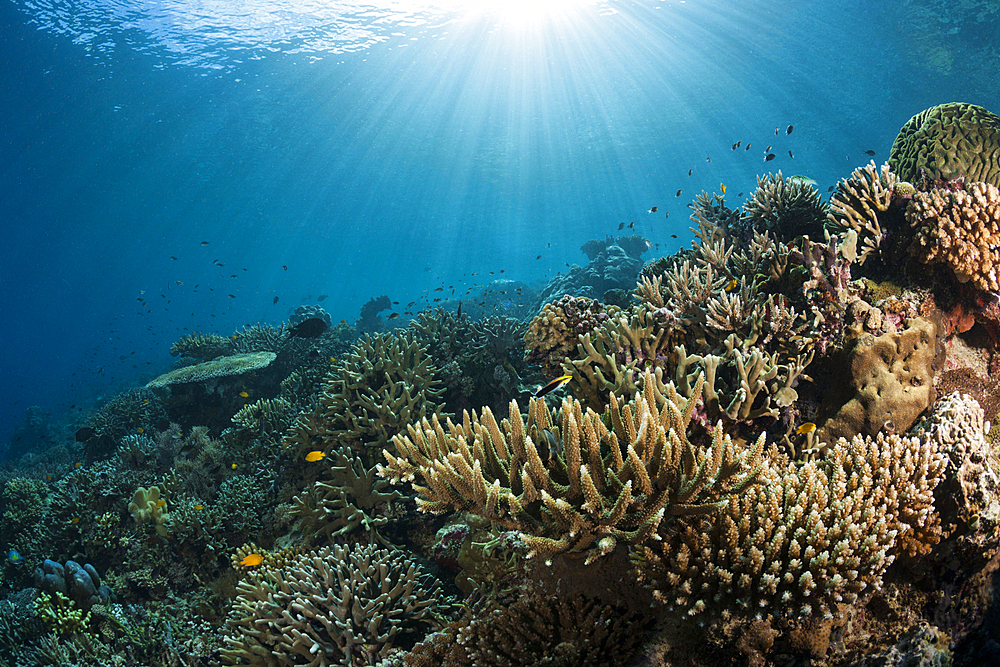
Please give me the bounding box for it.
[170,332,234,360]
[34,559,114,609]
[523,295,619,378]
[535,244,644,305]
[128,486,170,538]
[357,295,392,333]
[636,429,946,621]
[146,351,277,389]
[817,317,942,444]
[743,170,828,241]
[826,161,905,265]
[401,594,651,666]
[283,331,445,464]
[220,543,447,666]
[379,369,765,563]
[907,181,1000,291]
[890,102,1000,187]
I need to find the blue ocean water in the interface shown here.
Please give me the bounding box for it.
[0,0,995,454]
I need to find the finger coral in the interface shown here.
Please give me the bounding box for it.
[636,430,946,621]
[379,369,764,564]
[907,181,1000,291]
[220,543,447,667]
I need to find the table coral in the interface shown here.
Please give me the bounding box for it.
[379,369,764,564]
[890,102,1000,187]
[220,543,447,667]
[907,181,1000,291]
[145,351,277,389]
[636,429,946,621]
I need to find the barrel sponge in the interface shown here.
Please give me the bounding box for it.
[907,181,1000,291]
[889,102,1000,186]
[820,317,942,443]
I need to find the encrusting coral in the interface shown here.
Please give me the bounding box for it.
[889,102,1000,187]
[907,181,1000,291]
[379,369,765,564]
[220,543,447,667]
[635,428,946,621]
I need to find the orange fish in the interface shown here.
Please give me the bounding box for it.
[305,451,326,462]
[240,553,264,567]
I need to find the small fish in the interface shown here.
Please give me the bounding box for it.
[864,149,876,156]
[688,169,693,175]
[534,375,573,399]
[71,517,80,524]
[136,427,144,434]
[305,451,326,462]
[664,212,669,219]
[775,127,779,135]
[787,125,794,134]
[670,234,678,239]
[239,391,249,398]
[737,192,744,197]
[282,265,288,271]
[796,422,816,434]
[765,153,776,162]
[228,294,236,298]
[388,312,400,319]
[675,189,683,197]
[731,141,741,150]
[648,206,657,213]
[156,500,166,508]
[194,504,203,510]
[45,474,52,481]
[240,553,264,568]
[618,222,625,230]
[231,463,238,469]
[706,156,712,162]
[745,143,751,151]
[273,296,279,305]
[536,255,542,259]
[170,256,178,260]
[201,241,210,245]
[74,461,83,468]
[765,145,772,153]
[788,175,817,187]
[627,221,635,229]
[724,278,738,292]
[720,183,726,194]
[788,150,794,158]
[75,427,95,442]
[7,550,22,565]
[317,294,328,301]
[828,185,835,192]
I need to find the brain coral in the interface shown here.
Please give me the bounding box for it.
[907,181,1000,291]
[889,102,1000,186]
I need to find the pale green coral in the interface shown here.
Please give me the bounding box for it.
[145,352,276,389]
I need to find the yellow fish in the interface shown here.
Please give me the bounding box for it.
[156,500,166,507]
[796,422,816,434]
[239,391,249,398]
[137,427,144,434]
[74,462,83,468]
[533,375,573,399]
[305,451,326,462]
[240,553,264,568]
[231,463,238,469]
[724,278,738,292]
[720,182,726,194]
[194,504,203,510]
[71,517,80,525]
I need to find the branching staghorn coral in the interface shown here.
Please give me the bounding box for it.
[221,543,446,667]
[231,396,296,439]
[170,332,234,360]
[826,161,902,265]
[379,370,765,564]
[635,430,946,622]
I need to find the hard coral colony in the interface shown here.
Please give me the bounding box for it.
[0,102,999,666]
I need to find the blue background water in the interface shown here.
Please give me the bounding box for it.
[1,0,996,453]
